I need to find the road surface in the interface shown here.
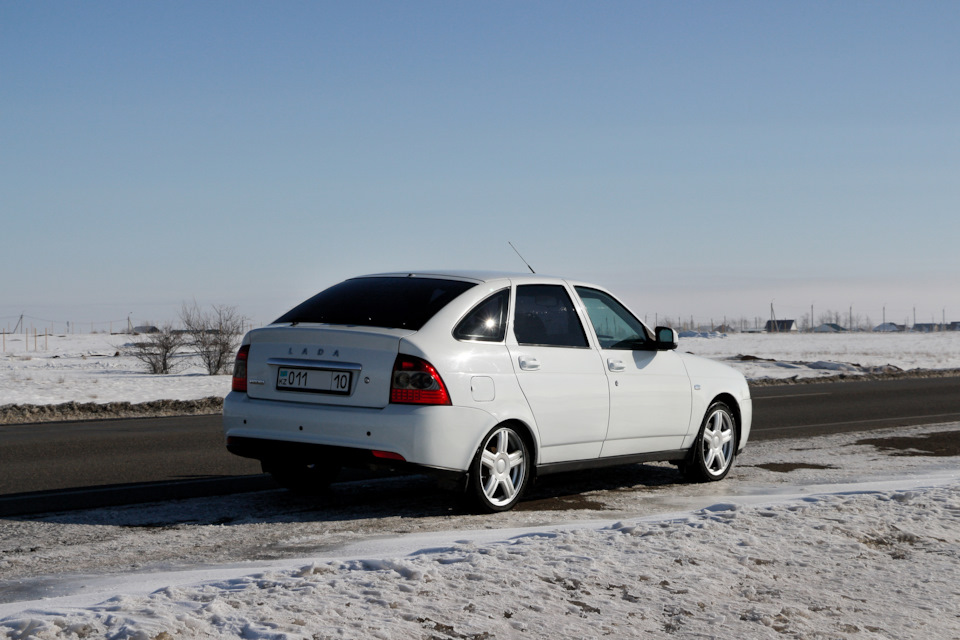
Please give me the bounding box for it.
[2,376,958,514]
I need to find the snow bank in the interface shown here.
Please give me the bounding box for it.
[3,479,958,639]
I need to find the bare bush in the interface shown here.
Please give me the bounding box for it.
[126,325,187,374]
[180,302,244,375]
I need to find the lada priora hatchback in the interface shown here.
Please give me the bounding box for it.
[223,271,752,512]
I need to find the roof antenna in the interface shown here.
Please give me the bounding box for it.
[509,242,536,274]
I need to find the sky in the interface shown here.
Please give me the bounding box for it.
[3,1,959,331]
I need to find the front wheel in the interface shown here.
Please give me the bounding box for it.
[467,425,531,513]
[682,402,737,482]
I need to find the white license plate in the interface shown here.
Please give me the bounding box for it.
[277,367,352,394]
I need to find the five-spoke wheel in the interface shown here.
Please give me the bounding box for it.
[682,402,737,482]
[469,425,530,512]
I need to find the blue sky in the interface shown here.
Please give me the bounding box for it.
[3,1,958,331]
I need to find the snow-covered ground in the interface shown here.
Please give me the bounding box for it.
[679,330,960,381]
[1,332,959,638]
[3,331,960,407]
[0,333,231,406]
[0,423,958,638]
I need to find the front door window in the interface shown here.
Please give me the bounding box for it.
[575,288,651,350]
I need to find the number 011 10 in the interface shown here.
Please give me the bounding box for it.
[277,367,352,394]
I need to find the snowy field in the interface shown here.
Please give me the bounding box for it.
[3,330,960,407]
[1,331,959,638]
[0,333,230,407]
[680,331,960,381]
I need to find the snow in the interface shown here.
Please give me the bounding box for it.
[1,332,959,638]
[4,331,960,407]
[679,331,960,381]
[2,426,959,638]
[0,334,230,406]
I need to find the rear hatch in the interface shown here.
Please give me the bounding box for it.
[244,325,415,409]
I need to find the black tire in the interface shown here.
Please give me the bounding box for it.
[263,460,341,495]
[681,402,737,483]
[467,424,531,513]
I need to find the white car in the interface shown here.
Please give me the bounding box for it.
[223,271,752,512]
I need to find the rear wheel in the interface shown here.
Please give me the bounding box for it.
[468,424,530,512]
[682,402,737,482]
[263,460,341,495]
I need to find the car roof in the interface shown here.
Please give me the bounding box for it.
[357,270,568,284]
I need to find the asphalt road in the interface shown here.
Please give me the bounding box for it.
[2,376,959,515]
[750,376,960,437]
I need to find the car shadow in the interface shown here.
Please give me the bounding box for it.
[518,462,683,511]
[4,463,689,528]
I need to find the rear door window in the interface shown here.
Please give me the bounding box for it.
[514,285,589,348]
[276,277,476,330]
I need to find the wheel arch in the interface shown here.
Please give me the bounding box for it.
[505,418,538,453]
[707,393,741,449]
[483,418,539,472]
[466,418,538,512]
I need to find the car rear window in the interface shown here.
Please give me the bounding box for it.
[275,277,477,330]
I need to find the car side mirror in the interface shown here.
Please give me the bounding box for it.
[654,326,678,351]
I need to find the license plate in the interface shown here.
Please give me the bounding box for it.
[276,367,352,394]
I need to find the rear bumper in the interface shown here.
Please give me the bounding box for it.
[222,391,498,473]
[226,436,469,491]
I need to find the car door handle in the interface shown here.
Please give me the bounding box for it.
[607,359,626,372]
[519,356,541,371]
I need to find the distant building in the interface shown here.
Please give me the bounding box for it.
[873,323,905,333]
[814,323,847,333]
[913,323,948,333]
[764,319,798,333]
[133,325,160,334]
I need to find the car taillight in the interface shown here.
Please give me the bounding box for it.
[232,345,250,393]
[390,355,451,405]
